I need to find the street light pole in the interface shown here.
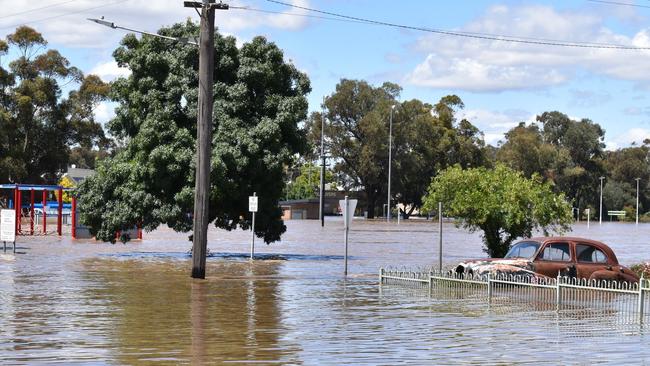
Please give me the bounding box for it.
[319,100,326,227]
[635,178,641,225]
[599,176,605,225]
[387,105,395,222]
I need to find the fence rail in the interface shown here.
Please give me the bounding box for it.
[379,268,650,323]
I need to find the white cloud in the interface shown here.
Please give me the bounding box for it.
[90,60,131,81]
[408,54,566,92]
[0,0,311,48]
[459,108,535,145]
[569,89,611,108]
[607,128,650,150]
[405,4,650,92]
[94,101,116,124]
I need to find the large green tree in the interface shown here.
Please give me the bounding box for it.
[311,80,486,218]
[603,142,650,216]
[496,112,605,217]
[0,26,110,183]
[422,164,573,257]
[391,97,486,218]
[77,21,310,243]
[316,79,398,218]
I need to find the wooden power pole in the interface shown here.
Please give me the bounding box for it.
[185,0,227,279]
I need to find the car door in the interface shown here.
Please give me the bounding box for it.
[534,241,574,277]
[575,242,610,279]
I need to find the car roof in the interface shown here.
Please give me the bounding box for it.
[525,236,606,245]
[520,236,618,263]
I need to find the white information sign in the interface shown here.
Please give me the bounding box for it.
[1,209,16,242]
[339,199,358,228]
[249,196,258,212]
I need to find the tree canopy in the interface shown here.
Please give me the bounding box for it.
[76,21,311,243]
[496,112,605,217]
[0,26,110,183]
[422,164,573,257]
[309,80,487,218]
[283,162,337,200]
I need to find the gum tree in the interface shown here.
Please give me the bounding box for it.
[422,164,573,257]
[0,26,110,183]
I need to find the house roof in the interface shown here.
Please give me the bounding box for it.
[64,167,95,184]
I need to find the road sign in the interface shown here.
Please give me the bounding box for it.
[1,209,15,242]
[339,198,358,229]
[249,195,258,212]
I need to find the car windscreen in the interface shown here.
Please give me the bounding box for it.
[505,241,540,259]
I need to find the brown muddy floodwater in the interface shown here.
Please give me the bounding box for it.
[2,218,650,364]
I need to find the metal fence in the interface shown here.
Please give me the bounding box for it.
[379,268,650,323]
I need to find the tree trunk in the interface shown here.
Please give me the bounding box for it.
[366,194,376,219]
[481,221,508,258]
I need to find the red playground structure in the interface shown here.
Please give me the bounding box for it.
[1,183,142,240]
[0,184,73,236]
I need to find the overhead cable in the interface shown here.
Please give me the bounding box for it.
[262,0,650,50]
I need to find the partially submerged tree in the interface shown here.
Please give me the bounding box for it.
[77,21,310,243]
[496,112,606,217]
[284,162,337,200]
[314,81,486,218]
[319,79,398,218]
[422,164,573,257]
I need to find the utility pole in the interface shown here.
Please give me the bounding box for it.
[89,2,228,279]
[319,100,326,227]
[185,0,228,279]
[634,178,641,225]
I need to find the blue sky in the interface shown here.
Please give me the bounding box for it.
[2,0,650,148]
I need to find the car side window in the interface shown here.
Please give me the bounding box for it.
[539,243,571,262]
[576,244,608,263]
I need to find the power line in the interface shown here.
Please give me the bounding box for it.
[236,6,626,48]
[0,0,80,20]
[230,7,372,25]
[263,0,650,50]
[585,0,650,9]
[0,0,130,31]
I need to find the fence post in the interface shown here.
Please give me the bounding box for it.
[639,276,645,324]
[379,267,384,284]
[487,273,492,304]
[556,274,562,311]
[428,270,433,297]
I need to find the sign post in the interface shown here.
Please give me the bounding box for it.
[339,196,358,276]
[1,209,16,253]
[586,208,591,229]
[438,202,443,273]
[249,193,258,260]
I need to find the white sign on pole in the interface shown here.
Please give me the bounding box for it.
[1,209,16,242]
[339,199,358,228]
[249,196,258,212]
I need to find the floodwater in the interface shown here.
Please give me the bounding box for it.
[2,218,650,364]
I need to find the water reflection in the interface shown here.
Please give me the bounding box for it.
[2,220,650,363]
[82,259,301,364]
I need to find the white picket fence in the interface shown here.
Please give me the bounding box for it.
[379,268,650,323]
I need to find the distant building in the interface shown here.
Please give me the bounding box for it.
[62,166,95,185]
[280,191,349,220]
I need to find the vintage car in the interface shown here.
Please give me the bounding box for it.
[455,237,639,283]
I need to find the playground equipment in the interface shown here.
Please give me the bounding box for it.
[0,184,142,241]
[0,184,71,236]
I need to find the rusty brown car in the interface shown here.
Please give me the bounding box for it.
[455,237,639,283]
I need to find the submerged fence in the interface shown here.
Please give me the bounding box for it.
[379,268,650,323]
